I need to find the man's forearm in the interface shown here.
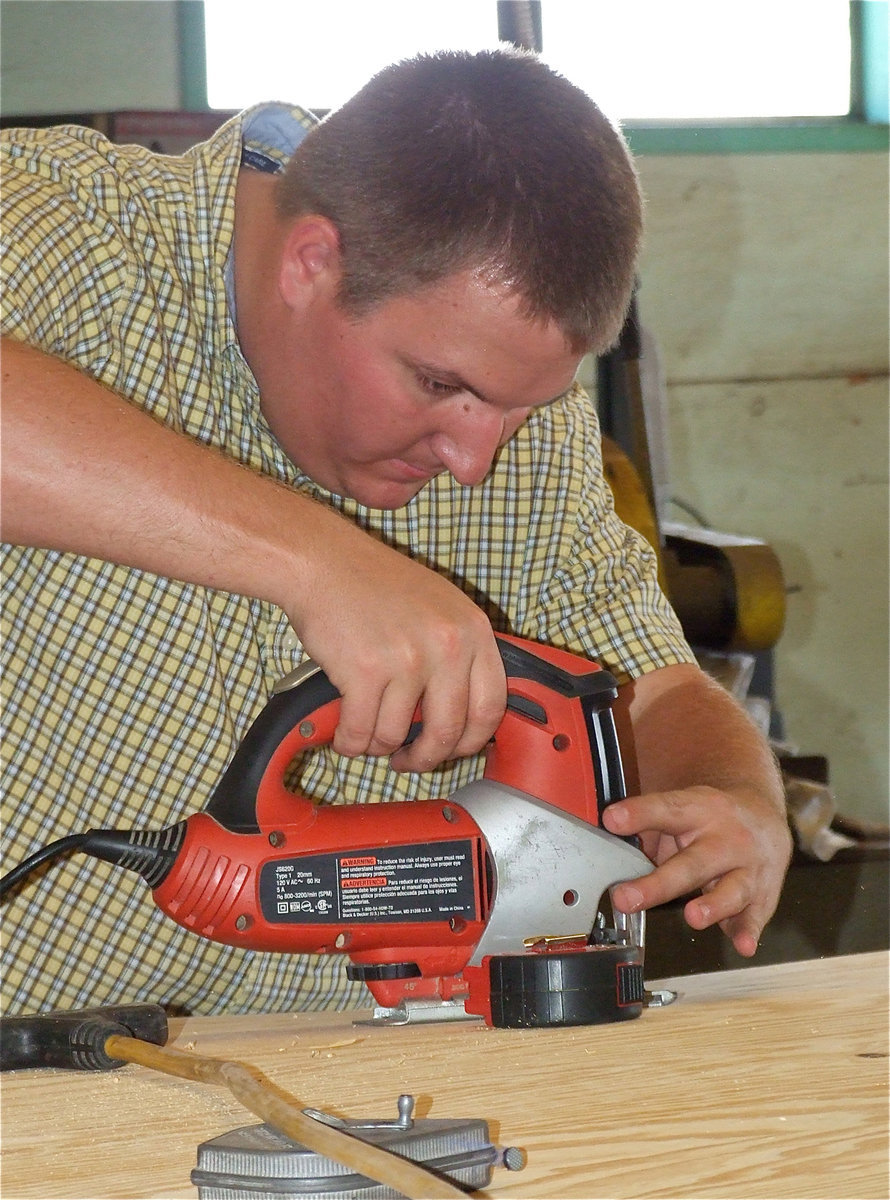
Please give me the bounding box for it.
[0,336,332,604]
[622,662,785,811]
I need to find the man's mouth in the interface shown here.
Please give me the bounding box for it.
[388,458,440,482]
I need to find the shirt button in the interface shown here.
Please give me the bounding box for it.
[282,628,300,651]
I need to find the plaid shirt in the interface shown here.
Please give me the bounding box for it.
[0,105,692,1016]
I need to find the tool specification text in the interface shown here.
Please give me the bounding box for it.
[258,840,478,924]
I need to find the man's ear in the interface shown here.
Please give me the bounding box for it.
[279,215,342,310]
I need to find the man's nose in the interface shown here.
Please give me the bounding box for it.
[429,405,508,487]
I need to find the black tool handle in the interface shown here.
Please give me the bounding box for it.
[0,1003,168,1072]
[205,633,618,834]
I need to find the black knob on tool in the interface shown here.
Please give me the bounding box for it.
[346,962,421,982]
[486,945,644,1028]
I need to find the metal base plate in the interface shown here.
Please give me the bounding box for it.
[191,1097,523,1199]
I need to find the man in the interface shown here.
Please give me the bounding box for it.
[1,49,791,1016]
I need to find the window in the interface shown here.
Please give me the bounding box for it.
[540,0,851,121]
[204,1,495,112]
[204,0,862,123]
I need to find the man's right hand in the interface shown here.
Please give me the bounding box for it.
[1,338,506,772]
[286,521,507,771]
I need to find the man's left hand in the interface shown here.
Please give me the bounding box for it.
[605,663,793,956]
[604,782,792,957]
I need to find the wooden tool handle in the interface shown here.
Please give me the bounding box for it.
[104,1034,465,1199]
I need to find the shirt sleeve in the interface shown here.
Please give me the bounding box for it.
[521,387,694,684]
[1,127,129,366]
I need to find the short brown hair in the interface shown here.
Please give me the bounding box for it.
[277,48,642,353]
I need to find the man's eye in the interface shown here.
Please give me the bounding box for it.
[418,375,461,397]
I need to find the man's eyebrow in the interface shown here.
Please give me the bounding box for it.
[409,357,573,409]
[409,358,494,405]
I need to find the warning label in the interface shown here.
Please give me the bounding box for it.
[259,839,477,925]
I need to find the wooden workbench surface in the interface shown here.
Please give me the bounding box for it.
[1,951,887,1199]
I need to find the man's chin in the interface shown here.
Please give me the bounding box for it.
[301,463,432,511]
[351,477,430,510]
[337,459,445,510]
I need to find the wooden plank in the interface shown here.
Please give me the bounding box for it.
[1,952,887,1199]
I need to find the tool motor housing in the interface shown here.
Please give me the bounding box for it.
[148,635,649,1025]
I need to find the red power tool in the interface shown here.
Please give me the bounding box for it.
[4,636,657,1028]
[90,634,651,1028]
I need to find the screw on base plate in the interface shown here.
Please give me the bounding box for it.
[502,1145,527,1170]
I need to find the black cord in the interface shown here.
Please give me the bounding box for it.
[0,833,92,900]
[1,826,183,901]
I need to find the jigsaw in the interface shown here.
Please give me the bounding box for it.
[2,635,658,1028]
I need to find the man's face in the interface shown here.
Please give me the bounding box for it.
[261,270,582,510]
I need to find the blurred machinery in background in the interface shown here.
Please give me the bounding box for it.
[597,292,787,665]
